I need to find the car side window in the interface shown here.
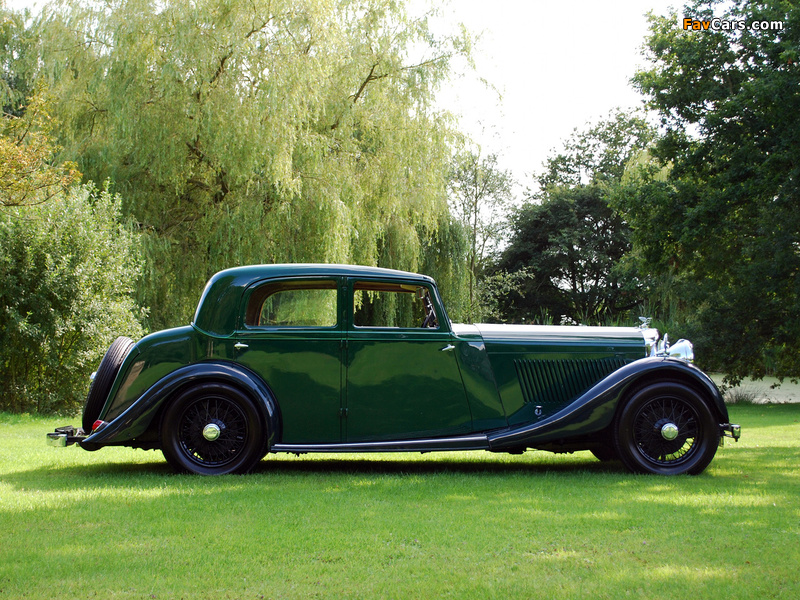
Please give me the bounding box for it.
[245,280,338,328]
[353,281,438,329]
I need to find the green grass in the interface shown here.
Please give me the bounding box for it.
[1,405,798,599]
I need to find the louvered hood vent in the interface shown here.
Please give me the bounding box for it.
[514,357,629,406]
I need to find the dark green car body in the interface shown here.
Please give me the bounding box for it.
[56,264,740,475]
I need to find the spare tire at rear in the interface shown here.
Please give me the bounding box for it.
[82,336,136,433]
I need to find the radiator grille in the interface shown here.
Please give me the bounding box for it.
[514,357,629,406]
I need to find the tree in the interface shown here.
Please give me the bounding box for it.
[1,5,38,115]
[499,185,637,323]
[624,0,800,381]
[0,88,80,207]
[32,0,470,328]
[539,108,656,188]
[498,110,655,324]
[1,20,144,413]
[447,149,514,321]
[1,8,80,207]
[0,184,145,413]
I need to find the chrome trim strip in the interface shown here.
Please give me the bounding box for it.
[272,434,490,454]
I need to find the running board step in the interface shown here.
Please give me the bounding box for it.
[272,434,490,454]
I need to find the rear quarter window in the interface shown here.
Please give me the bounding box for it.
[244,280,338,328]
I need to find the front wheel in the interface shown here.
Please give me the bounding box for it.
[160,383,266,475]
[614,382,720,475]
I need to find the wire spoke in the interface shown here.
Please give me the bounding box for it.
[178,395,248,467]
[633,394,701,466]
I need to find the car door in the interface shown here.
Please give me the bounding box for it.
[344,278,472,442]
[233,277,344,444]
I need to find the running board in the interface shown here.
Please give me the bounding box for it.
[272,434,490,454]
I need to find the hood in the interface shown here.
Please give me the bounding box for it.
[451,323,653,358]
[470,323,648,344]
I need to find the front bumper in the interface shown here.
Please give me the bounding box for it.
[720,423,741,442]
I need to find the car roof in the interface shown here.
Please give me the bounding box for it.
[192,264,436,336]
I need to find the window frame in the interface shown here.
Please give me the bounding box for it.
[239,277,343,332]
[349,279,443,332]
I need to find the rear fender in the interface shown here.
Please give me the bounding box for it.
[80,362,281,450]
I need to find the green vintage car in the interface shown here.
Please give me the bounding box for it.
[48,264,740,475]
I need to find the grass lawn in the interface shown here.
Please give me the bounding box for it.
[1,404,798,599]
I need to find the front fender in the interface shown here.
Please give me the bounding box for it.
[80,361,281,450]
[488,357,727,451]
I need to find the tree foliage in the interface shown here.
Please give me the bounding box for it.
[1,15,143,413]
[0,184,145,413]
[623,0,800,381]
[447,149,514,321]
[499,185,637,324]
[499,111,655,324]
[0,6,38,114]
[540,109,656,188]
[0,89,80,206]
[32,0,469,328]
[2,9,80,207]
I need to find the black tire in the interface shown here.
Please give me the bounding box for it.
[160,383,266,475]
[82,336,136,433]
[614,382,720,475]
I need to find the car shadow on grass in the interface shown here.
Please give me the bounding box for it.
[4,451,626,492]
[251,453,623,477]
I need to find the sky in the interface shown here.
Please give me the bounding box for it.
[5,0,683,193]
[428,0,681,192]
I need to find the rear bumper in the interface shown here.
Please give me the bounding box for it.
[46,425,86,447]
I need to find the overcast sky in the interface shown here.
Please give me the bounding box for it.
[429,0,681,192]
[5,0,683,193]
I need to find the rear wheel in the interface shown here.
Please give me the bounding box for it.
[614,382,720,475]
[160,383,266,475]
[82,336,135,433]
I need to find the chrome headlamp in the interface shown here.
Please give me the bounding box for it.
[667,338,694,362]
[641,323,694,363]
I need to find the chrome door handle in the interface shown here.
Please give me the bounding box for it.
[440,344,455,352]
[234,342,249,350]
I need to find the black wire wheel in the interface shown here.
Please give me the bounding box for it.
[160,383,266,475]
[614,382,720,475]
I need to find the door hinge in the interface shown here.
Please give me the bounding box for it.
[339,408,349,419]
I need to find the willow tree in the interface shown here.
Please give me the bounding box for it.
[34,0,469,328]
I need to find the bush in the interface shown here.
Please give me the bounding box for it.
[0,184,145,413]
